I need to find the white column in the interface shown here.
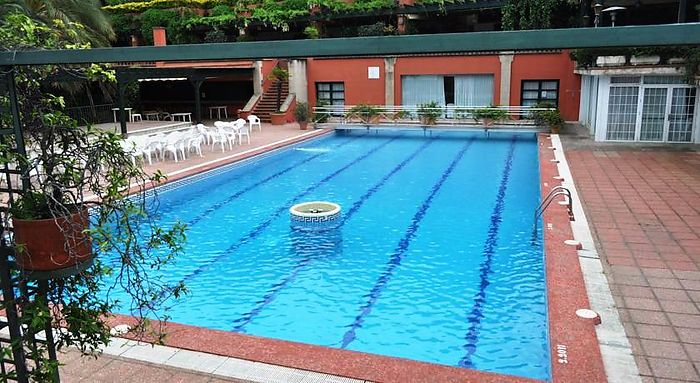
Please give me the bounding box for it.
[498,52,514,106]
[385,57,397,107]
[253,60,263,96]
[289,59,308,103]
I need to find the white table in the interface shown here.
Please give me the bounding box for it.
[172,113,192,122]
[208,106,228,120]
[112,107,133,123]
[144,111,160,121]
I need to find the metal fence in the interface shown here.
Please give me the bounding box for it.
[65,103,115,126]
[311,105,553,126]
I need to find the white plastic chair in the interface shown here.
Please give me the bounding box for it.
[196,123,214,146]
[187,132,204,157]
[247,114,262,132]
[119,140,143,166]
[234,119,251,145]
[162,132,187,162]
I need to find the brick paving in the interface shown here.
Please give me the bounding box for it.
[565,146,700,383]
[58,349,250,383]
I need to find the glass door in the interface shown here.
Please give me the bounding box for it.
[639,87,668,141]
[667,87,697,142]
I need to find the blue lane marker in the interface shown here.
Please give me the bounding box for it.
[178,135,400,285]
[107,135,360,269]
[340,137,476,349]
[231,138,435,332]
[458,137,517,369]
[183,135,359,226]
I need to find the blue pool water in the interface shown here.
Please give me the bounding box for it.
[107,129,549,380]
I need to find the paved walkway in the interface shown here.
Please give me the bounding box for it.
[565,142,700,382]
[58,349,249,383]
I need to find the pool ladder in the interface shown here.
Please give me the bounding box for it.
[532,186,574,242]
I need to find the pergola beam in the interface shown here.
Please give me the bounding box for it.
[1,23,699,66]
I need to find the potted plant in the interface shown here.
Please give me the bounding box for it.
[295,102,310,130]
[417,101,442,125]
[348,103,381,125]
[542,109,565,134]
[1,13,187,381]
[531,104,564,133]
[10,192,92,271]
[471,107,509,126]
[268,66,289,125]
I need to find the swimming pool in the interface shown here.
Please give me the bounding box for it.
[108,129,549,380]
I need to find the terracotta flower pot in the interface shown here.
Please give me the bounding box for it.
[270,113,286,125]
[13,209,92,271]
[298,121,308,130]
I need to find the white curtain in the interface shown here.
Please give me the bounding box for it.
[401,75,446,107]
[454,75,494,107]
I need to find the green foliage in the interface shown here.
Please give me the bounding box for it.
[110,13,139,45]
[294,102,310,122]
[8,191,51,220]
[417,101,442,125]
[103,0,233,13]
[303,25,319,39]
[268,66,289,82]
[139,8,177,44]
[569,45,700,84]
[349,103,381,124]
[268,66,289,110]
[357,21,396,37]
[502,0,576,30]
[0,11,187,381]
[531,106,563,129]
[472,107,509,121]
[313,100,330,123]
[204,28,227,42]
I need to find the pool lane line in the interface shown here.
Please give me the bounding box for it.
[155,134,361,224]
[457,136,517,369]
[231,138,436,332]
[339,137,476,350]
[178,134,401,286]
[104,135,363,269]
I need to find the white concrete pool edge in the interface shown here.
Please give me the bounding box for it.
[99,336,368,383]
[549,134,641,383]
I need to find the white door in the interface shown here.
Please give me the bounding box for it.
[667,87,697,142]
[639,87,668,142]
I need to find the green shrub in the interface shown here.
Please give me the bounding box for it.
[349,103,381,124]
[295,102,310,122]
[471,107,509,121]
[304,25,320,39]
[417,101,442,125]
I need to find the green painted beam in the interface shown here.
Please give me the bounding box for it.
[1,23,699,66]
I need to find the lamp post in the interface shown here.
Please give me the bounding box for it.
[594,3,604,27]
[603,6,627,27]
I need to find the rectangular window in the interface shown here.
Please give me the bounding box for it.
[521,80,559,107]
[316,82,345,106]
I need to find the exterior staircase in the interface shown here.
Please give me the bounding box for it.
[252,80,289,122]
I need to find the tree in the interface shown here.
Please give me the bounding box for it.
[0,0,115,46]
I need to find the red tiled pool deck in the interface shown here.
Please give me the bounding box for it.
[565,146,700,382]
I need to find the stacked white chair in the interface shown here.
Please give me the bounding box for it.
[247,114,262,132]
[162,131,188,162]
[234,118,250,145]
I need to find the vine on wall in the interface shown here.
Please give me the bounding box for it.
[501,0,576,30]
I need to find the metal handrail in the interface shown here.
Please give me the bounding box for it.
[312,104,554,126]
[535,186,574,221]
[532,186,574,242]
